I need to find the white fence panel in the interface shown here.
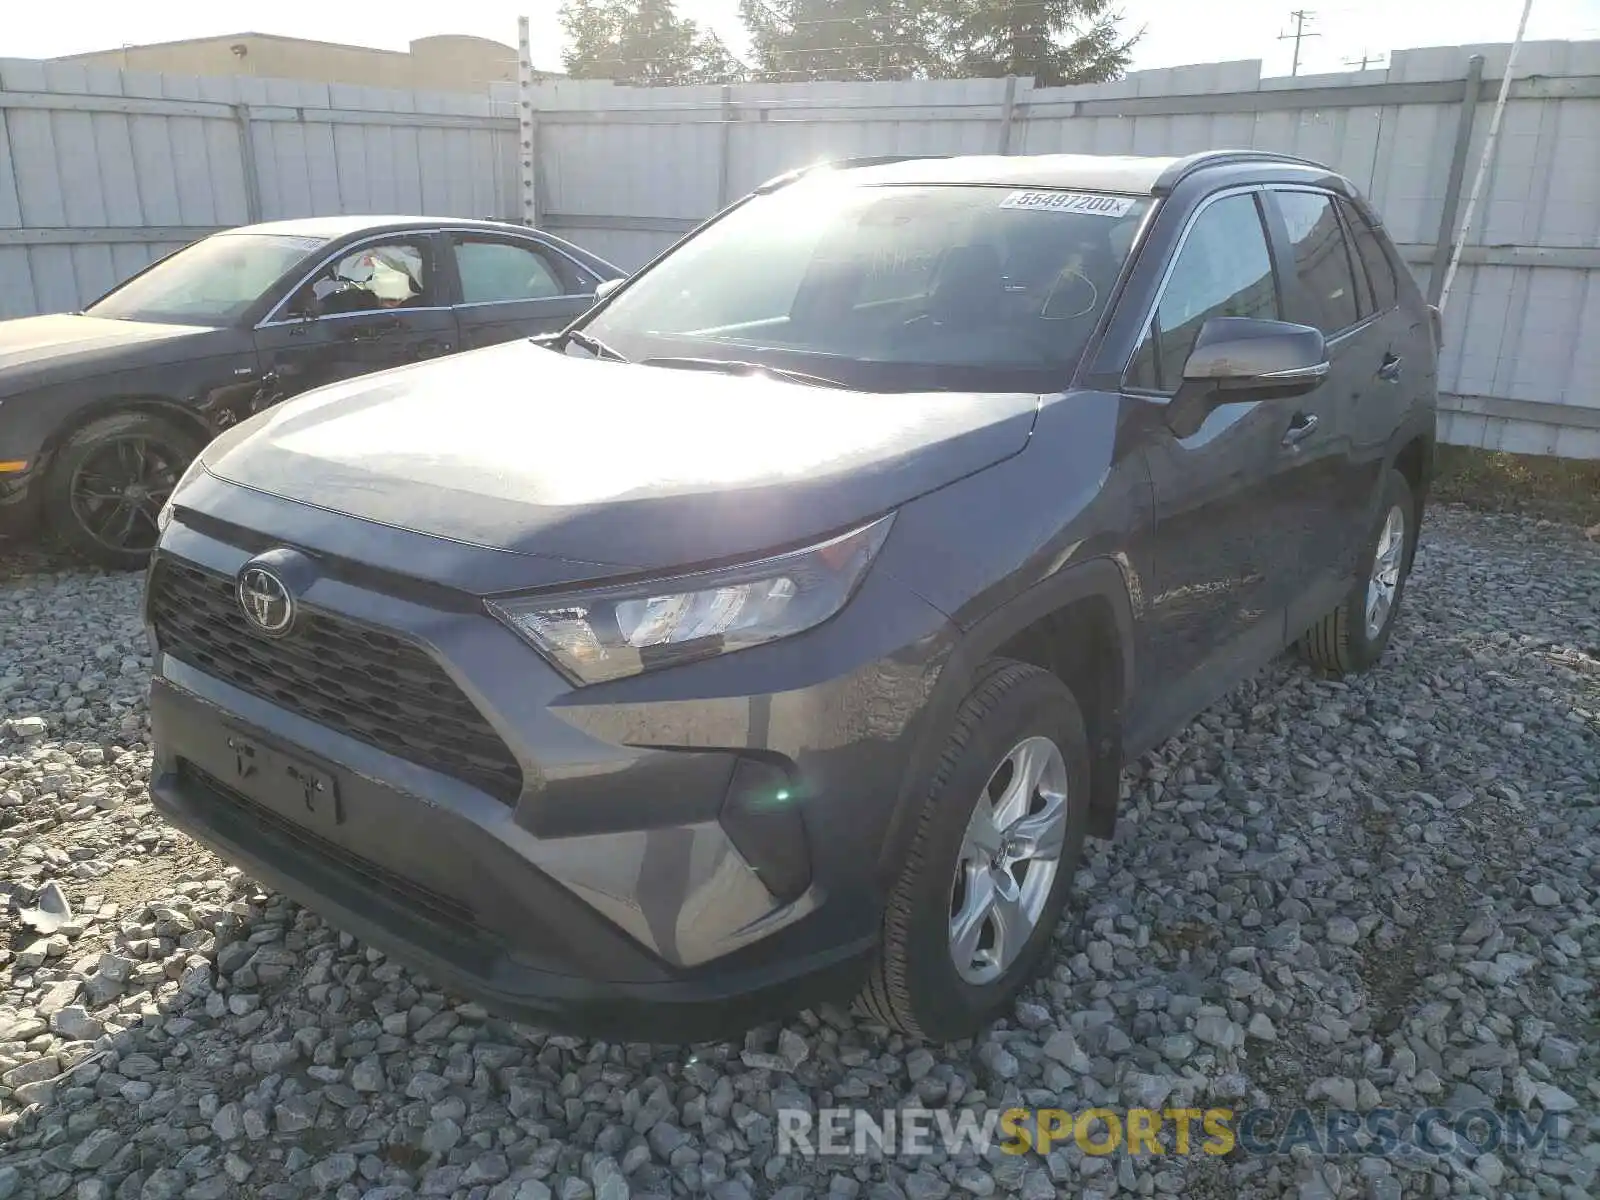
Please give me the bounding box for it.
[0,42,1595,455]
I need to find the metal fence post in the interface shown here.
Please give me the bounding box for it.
[1427,54,1485,307]
[997,75,1019,155]
[717,84,735,209]
[517,16,540,228]
[232,103,263,223]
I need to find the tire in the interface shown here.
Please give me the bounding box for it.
[43,412,203,572]
[1298,467,1417,676]
[858,658,1091,1042]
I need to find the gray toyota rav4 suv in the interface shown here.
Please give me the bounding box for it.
[145,150,1438,1043]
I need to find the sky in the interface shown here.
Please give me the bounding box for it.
[5,0,1599,80]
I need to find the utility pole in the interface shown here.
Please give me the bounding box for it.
[1279,9,1320,76]
[1439,0,1536,315]
[1344,50,1384,71]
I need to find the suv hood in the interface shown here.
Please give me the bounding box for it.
[202,338,1039,579]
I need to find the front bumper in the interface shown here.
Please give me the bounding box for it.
[147,510,955,1041]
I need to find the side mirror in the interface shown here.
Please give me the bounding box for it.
[1167,316,1328,437]
[1181,316,1328,390]
[593,277,624,302]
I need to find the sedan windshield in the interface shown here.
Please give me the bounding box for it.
[579,178,1151,392]
[85,232,327,325]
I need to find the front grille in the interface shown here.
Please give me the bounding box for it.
[179,761,481,939]
[150,558,524,804]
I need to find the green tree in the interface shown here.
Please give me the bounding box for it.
[930,0,1139,86]
[739,0,934,82]
[737,0,1137,85]
[560,0,745,85]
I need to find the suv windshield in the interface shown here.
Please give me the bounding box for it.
[86,232,327,325]
[580,177,1151,392]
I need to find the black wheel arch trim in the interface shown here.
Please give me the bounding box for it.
[36,394,212,477]
[1392,410,1437,483]
[1380,408,1438,516]
[878,556,1136,890]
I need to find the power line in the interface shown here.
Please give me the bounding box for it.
[582,41,926,68]
[1278,9,1320,77]
[1343,49,1385,70]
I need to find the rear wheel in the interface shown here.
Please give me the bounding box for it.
[44,412,202,571]
[859,659,1090,1041]
[1298,467,1416,675]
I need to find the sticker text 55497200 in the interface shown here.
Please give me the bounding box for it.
[998,191,1137,217]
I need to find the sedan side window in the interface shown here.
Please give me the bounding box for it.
[1273,190,1362,334]
[455,239,568,304]
[289,241,431,317]
[1127,192,1279,393]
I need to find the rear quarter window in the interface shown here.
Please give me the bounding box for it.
[1339,199,1400,312]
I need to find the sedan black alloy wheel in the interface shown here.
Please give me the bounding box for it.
[68,435,180,555]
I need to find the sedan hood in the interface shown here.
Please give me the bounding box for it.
[0,314,217,392]
[0,314,210,369]
[202,339,1039,580]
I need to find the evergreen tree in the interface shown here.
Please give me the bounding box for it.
[740,0,933,82]
[930,0,1138,86]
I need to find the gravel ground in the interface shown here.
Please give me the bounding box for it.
[1,505,1596,1200]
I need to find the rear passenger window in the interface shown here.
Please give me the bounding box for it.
[1340,199,1399,312]
[1126,192,1279,393]
[455,239,566,304]
[1274,190,1362,334]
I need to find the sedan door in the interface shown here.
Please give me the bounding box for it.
[446,232,603,350]
[252,234,458,406]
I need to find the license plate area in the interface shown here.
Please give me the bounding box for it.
[222,726,343,830]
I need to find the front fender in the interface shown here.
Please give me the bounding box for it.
[876,555,1136,887]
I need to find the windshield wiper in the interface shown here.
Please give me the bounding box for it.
[563,329,628,362]
[640,356,848,389]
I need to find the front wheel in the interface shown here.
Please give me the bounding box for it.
[858,659,1090,1042]
[43,412,202,572]
[1298,467,1417,675]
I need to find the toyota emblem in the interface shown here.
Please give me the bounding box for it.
[237,565,296,636]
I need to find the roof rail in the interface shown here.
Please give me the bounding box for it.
[1154,149,1329,193]
[753,154,951,194]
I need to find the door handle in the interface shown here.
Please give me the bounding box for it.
[1378,353,1403,382]
[1281,413,1320,447]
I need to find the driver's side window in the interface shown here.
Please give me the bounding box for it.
[1127,192,1279,393]
[289,240,431,318]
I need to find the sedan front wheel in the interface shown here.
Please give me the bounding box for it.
[44,412,202,571]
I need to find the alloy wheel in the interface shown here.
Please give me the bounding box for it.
[1364,503,1407,640]
[948,735,1071,986]
[68,436,182,556]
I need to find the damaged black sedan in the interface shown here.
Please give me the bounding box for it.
[0,216,620,568]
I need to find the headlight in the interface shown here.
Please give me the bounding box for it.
[157,454,210,534]
[488,514,894,685]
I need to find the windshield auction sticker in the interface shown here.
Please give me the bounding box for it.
[999,190,1137,217]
